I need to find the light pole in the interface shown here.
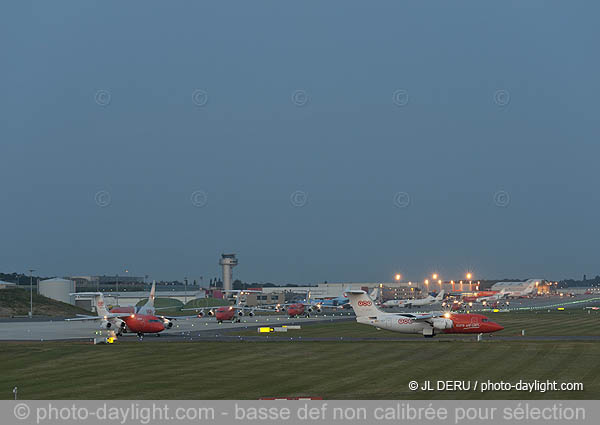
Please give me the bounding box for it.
[28,269,35,318]
[184,277,188,304]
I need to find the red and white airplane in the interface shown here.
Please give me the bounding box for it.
[67,282,176,338]
[184,290,268,323]
[461,290,501,303]
[346,290,503,338]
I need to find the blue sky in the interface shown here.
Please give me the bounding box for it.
[1,1,598,283]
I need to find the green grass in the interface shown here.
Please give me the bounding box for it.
[0,288,90,317]
[0,340,598,399]
[238,310,600,338]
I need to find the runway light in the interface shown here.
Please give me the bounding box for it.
[443,312,451,319]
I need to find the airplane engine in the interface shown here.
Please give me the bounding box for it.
[316,307,322,313]
[432,318,453,330]
[248,310,255,317]
[100,320,112,329]
[163,320,173,329]
[307,306,313,313]
[238,310,244,317]
[197,311,205,318]
[207,309,215,316]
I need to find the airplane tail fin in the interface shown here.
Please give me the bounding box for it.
[346,290,381,317]
[92,293,108,316]
[94,294,109,316]
[436,290,446,301]
[138,281,156,314]
[368,287,380,302]
[149,280,156,305]
[71,292,109,316]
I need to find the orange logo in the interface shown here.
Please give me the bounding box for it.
[398,318,412,325]
[358,300,372,307]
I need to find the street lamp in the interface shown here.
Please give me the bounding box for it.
[28,269,35,318]
[432,273,438,280]
[184,277,188,304]
[395,274,401,281]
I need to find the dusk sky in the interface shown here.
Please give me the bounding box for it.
[2,1,599,284]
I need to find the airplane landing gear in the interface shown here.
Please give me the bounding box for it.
[137,332,144,340]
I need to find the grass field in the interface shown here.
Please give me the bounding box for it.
[0,288,90,317]
[238,310,600,338]
[0,340,598,400]
[1,310,598,400]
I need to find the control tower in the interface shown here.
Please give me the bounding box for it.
[219,253,238,295]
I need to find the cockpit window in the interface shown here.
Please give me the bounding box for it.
[482,319,489,322]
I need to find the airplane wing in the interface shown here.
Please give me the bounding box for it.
[239,306,280,312]
[394,312,437,321]
[310,303,346,309]
[65,312,133,321]
[157,315,201,320]
[65,315,100,321]
[180,306,228,311]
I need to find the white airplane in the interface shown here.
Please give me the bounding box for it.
[491,279,544,298]
[345,290,503,338]
[382,290,445,308]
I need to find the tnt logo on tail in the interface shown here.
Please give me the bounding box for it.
[346,290,381,317]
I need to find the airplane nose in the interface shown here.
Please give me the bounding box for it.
[493,323,504,332]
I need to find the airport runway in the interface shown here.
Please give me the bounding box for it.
[1,294,597,342]
[0,313,354,341]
